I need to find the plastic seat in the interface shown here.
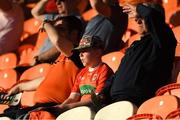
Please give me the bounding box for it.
[101,51,124,72]
[135,95,180,119]
[56,106,95,120]
[172,23,180,44]
[82,9,98,22]
[0,69,18,113]
[128,113,163,120]
[20,63,51,107]
[0,53,17,70]
[18,48,36,66]
[94,101,138,120]
[34,32,48,51]
[162,0,178,12]
[165,7,180,24]
[156,83,180,98]
[21,18,41,41]
[166,108,180,119]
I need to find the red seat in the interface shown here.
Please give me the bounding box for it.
[21,18,41,41]
[102,51,124,72]
[172,25,180,44]
[156,83,180,98]
[20,63,51,107]
[134,95,180,119]
[0,69,18,113]
[82,9,98,22]
[166,109,180,119]
[0,53,17,70]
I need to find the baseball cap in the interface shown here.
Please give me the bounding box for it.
[74,35,104,51]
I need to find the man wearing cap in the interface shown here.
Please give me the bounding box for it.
[95,1,177,107]
[29,35,114,118]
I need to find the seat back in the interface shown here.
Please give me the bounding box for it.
[173,26,180,44]
[156,83,180,98]
[20,63,51,106]
[21,18,41,41]
[94,101,137,120]
[18,48,36,66]
[166,108,180,119]
[56,106,95,120]
[137,95,180,119]
[0,69,18,113]
[0,69,18,89]
[82,9,98,22]
[102,51,124,72]
[0,53,17,70]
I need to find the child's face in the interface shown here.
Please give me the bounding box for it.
[79,48,96,67]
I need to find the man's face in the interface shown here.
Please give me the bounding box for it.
[134,17,147,35]
[55,0,67,16]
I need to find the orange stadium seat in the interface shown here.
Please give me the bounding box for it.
[129,95,180,119]
[156,83,180,98]
[34,31,48,52]
[173,26,180,44]
[166,108,180,119]
[19,63,51,107]
[82,9,98,22]
[18,48,36,66]
[0,69,18,113]
[94,101,137,120]
[0,53,17,70]
[162,0,178,12]
[128,113,163,120]
[21,18,41,41]
[102,51,124,72]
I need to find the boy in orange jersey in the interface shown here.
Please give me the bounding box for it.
[29,35,114,119]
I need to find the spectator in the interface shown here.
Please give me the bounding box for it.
[84,0,128,53]
[31,0,83,64]
[0,0,24,54]
[96,2,177,107]
[5,16,83,119]
[29,35,114,119]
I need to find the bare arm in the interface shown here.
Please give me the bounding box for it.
[89,0,111,17]
[31,0,49,21]
[7,77,45,96]
[58,93,91,110]
[43,22,74,57]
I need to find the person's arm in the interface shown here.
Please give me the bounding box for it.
[36,46,60,64]
[7,77,45,96]
[31,0,49,21]
[89,0,111,17]
[123,3,172,48]
[55,93,91,111]
[43,22,74,57]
